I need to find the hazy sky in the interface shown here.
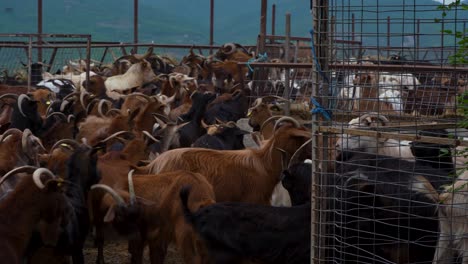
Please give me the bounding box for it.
[433,0,457,3]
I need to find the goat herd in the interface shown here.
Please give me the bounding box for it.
[0,43,466,264]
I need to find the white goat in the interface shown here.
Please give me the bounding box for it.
[105,60,157,100]
[335,113,414,159]
[434,170,468,264]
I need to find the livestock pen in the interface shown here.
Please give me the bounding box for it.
[0,1,467,264]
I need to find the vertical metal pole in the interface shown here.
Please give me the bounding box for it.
[416,19,420,61]
[27,36,32,91]
[352,13,355,57]
[387,16,391,58]
[134,0,138,53]
[259,0,267,53]
[284,13,291,116]
[38,0,43,62]
[210,0,214,54]
[86,35,91,91]
[271,4,276,43]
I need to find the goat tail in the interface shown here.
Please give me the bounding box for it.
[180,185,195,224]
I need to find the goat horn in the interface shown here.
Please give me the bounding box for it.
[273,116,301,131]
[201,119,210,129]
[358,112,390,126]
[215,118,224,125]
[261,95,289,104]
[91,184,126,206]
[124,92,151,101]
[142,130,160,143]
[0,128,22,143]
[287,138,313,169]
[226,121,237,128]
[86,99,100,115]
[46,112,67,121]
[80,91,91,110]
[67,115,75,123]
[60,100,70,112]
[222,43,236,55]
[18,94,31,117]
[0,165,38,186]
[260,115,283,134]
[0,93,19,101]
[152,123,161,134]
[152,113,170,124]
[97,99,113,117]
[32,168,56,189]
[50,139,81,152]
[21,129,33,154]
[128,169,136,206]
[100,131,134,143]
[165,93,177,104]
[62,91,79,101]
[106,108,123,116]
[252,98,263,108]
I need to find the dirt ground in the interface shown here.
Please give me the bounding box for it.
[83,237,184,264]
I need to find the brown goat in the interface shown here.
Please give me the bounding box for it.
[145,117,311,204]
[0,167,71,264]
[352,72,395,115]
[91,170,215,264]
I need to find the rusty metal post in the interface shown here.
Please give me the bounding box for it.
[259,0,267,54]
[416,19,420,61]
[284,13,291,116]
[86,35,91,91]
[38,0,42,62]
[27,36,32,91]
[387,16,391,58]
[134,0,138,53]
[351,13,355,57]
[271,4,276,43]
[210,0,214,54]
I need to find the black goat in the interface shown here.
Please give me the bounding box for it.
[26,145,101,264]
[327,151,448,264]
[203,89,249,124]
[180,186,311,264]
[173,91,216,148]
[191,121,248,150]
[281,162,311,206]
[9,94,43,134]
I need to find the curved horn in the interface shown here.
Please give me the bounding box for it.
[0,165,38,186]
[201,119,210,129]
[32,168,56,189]
[21,128,33,153]
[100,131,134,143]
[80,90,92,110]
[97,99,113,117]
[128,169,136,206]
[152,113,171,124]
[46,112,67,121]
[86,99,100,115]
[260,115,283,134]
[358,112,390,126]
[134,47,153,60]
[106,108,123,117]
[62,91,80,101]
[222,43,237,55]
[225,121,237,128]
[261,95,289,104]
[91,184,126,206]
[0,93,19,101]
[215,118,224,125]
[17,94,31,117]
[250,98,263,109]
[287,138,313,169]
[0,128,22,143]
[50,139,81,152]
[165,93,177,104]
[60,100,70,112]
[124,92,151,102]
[142,130,160,143]
[273,116,301,131]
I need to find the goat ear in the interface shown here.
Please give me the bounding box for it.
[104,205,116,223]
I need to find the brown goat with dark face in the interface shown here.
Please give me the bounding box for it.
[0,167,71,264]
[146,117,311,205]
[90,170,216,264]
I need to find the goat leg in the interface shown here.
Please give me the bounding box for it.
[148,238,168,264]
[128,238,145,264]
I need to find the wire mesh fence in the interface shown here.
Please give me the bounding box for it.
[310,1,468,263]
